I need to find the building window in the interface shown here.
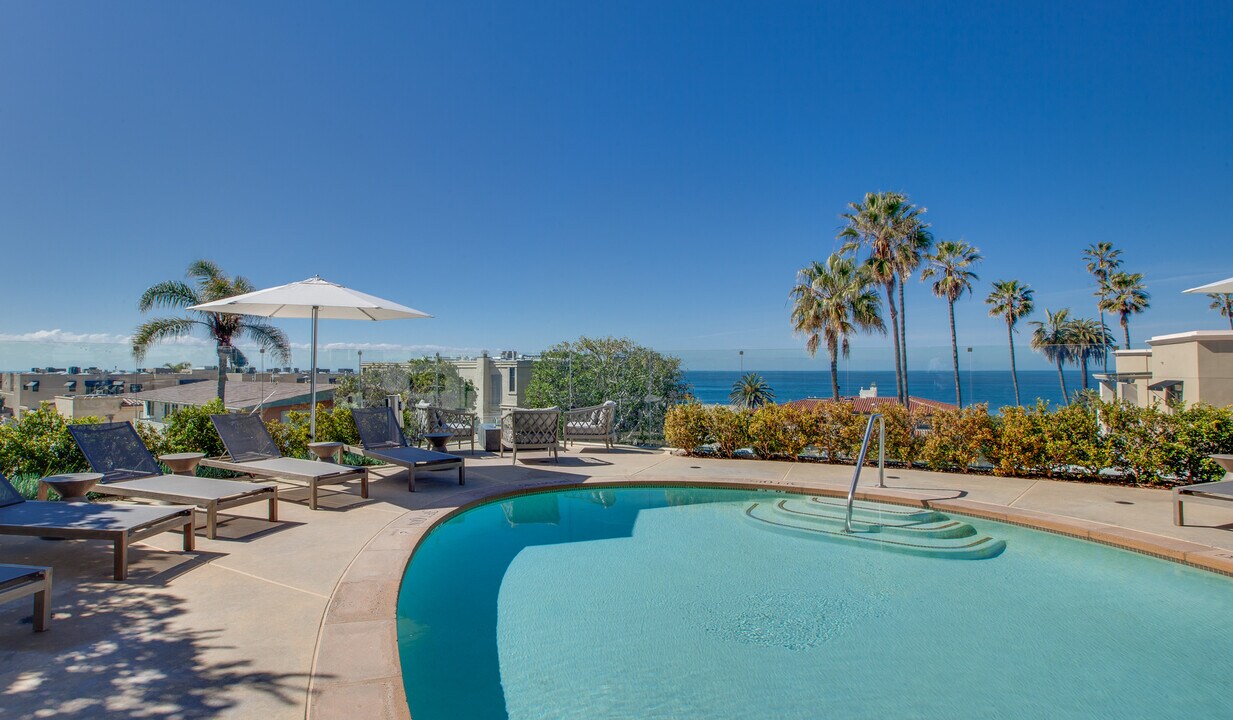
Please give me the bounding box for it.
[24,381,38,392]
[508,368,516,393]
[64,381,77,391]
[129,384,142,393]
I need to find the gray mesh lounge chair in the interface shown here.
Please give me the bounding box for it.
[0,473,195,581]
[349,407,464,492]
[500,407,561,464]
[201,414,368,510]
[69,421,279,540]
[418,406,477,453]
[562,400,617,449]
[1174,456,1233,525]
[1,564,52,632]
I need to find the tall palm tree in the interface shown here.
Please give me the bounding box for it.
[892,219,932,402]
[1082,242,1122,370]
[790,253,886,400]
[921,240,982,407]
[729,373,775,410]
[838,191,925,404]
[133,260,291,402]
[984,280,1034,406]
[1099,271,1150,349]
[1030,308,1073,405]
[1065,317,1113,391]
[1208,293,1233,330]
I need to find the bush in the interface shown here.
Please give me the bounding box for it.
[705,406,753,458]
[270,404,359,457]
[0,404,95,481]
[160,398,227,457]
[664,402,711,453]
[800,401,863,462]
[877,401,923,467]
[920,404,996,472]
[748,404,810,459]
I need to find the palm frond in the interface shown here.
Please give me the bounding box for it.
[131,317,205,362]
[240,321,292,363]
[138,281,201,312]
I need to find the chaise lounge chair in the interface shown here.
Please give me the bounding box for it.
[349,407,464,492]
[201,414,368,510]
[0,473,195,581]
[500,407,561,464]
[1174,455,1233,525]
[68,421,280,540]
[1,564,52,632]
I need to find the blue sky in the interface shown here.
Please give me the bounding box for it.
[1,1,1231,371]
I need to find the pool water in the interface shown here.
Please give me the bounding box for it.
[396,487,1233,719]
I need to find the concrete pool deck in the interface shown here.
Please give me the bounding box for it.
[3,446,1233,719]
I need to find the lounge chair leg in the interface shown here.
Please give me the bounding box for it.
[268,489,279,522]
[360,471,369,499]
[1174,492,1184,526]
[33,570,51,632]
[206,504,218,540]
[408,466,417,492]
[310,481,318,511]
[182,520,195,551]
[459,465,465,486]
[114,538,128,581]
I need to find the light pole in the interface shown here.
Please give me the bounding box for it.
[357,349,363,375]
[739,350,744,373]
[966,347,973,407]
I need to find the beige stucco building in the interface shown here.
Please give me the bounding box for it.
[1096,330,1233,409]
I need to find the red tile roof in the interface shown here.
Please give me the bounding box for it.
[787,396,958,415]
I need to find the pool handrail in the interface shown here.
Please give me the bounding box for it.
[844,413,885,533]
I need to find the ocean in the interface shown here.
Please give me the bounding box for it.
[683,369,1097,409]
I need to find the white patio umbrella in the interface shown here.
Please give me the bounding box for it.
[1183,276,1233,294]
[189,277,431,439]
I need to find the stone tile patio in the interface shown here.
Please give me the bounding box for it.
[3,445,1232,719]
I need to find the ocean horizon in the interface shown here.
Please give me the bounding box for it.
[684,369,1097,409]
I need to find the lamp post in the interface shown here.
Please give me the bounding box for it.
[739,350,744,373]
[357,349,363,376]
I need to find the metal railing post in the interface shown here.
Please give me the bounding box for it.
[845,413,883,533]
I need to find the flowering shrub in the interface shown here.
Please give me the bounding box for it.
[663,398,1233,485]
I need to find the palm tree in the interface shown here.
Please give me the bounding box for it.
[984,280,1034,406]
[1082,242,1122,370]
[921,240,982,407]
[1065,317,1113,391]
[1208,293,1233,330]
[1099,271,1150,349]
[1030,308,1073,405]
[133,260,291,402]
[838,191,925,404]
[892,219,932,402]
[790,253,886,400]
[162,361,192,373]
[729,373,775,410]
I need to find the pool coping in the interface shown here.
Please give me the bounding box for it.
[304,475,1233,719]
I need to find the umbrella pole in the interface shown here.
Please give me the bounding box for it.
[310,305,319,441]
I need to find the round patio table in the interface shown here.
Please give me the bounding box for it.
[38,472,102,502]
[422,432,453,453]
[159,452,205,475]
[308,441,344,463]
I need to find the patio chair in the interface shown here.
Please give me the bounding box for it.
[201,414,368,510]
[0,564,52,631]
[0,473,195,581]
[349,407,464,492]
[500,407,561,464]
[418,405,477,453]
[69,421,280,540]
[562,400,617,449]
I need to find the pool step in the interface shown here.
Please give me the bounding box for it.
[771,499,976,539]
[744,501,1006,560]
[806,496,948,525]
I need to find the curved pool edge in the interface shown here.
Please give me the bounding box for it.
[305,475,1233,720]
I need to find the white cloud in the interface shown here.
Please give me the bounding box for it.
[0,329,132,344]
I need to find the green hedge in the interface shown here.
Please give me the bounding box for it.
[664,398,1233,485]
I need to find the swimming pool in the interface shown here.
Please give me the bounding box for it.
[396,486,1233,719]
